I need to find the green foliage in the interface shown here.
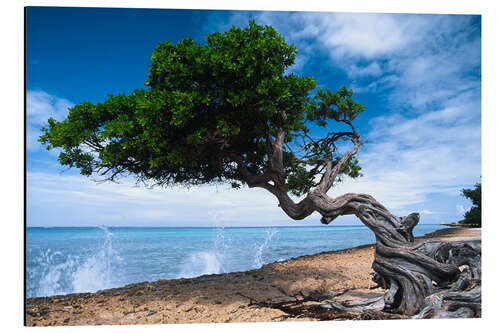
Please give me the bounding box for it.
[39,21,365,194]
[459,183,481,227]
[306,86,365,126]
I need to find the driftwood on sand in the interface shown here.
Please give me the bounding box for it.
[253,237,481,320]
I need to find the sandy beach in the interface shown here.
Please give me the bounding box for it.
[25,227,481,326]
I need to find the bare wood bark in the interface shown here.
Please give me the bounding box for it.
[314,136,361,193]
[254,190,482,318]
[232,125,480,317]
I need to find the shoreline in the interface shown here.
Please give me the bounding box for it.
[26,227,481,326]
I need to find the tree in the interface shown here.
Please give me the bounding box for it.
[39,21,480,318]
[459,183,481,227]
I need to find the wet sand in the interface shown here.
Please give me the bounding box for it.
[25,227,481,326]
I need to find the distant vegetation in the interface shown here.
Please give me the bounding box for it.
[459,183,481,227]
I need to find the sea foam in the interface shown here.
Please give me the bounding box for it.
[29,226,121,297]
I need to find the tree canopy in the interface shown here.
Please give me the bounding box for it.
[39,20,364,199]
[459,183,481,227]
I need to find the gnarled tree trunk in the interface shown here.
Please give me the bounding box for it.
[284,191,481,317]
[311,192,456,315]
[235,127,481,318]
[260,188,481,318]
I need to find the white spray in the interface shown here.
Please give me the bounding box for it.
[31,226,121,297]
[176,214,229,278]
[253,228,277,269]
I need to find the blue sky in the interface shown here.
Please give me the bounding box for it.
[26,7,481,227]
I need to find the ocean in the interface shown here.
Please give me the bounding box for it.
[26,224,446,298]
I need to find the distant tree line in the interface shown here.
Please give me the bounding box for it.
[459,183,481,227]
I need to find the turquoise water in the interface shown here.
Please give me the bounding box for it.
[26,224,446,298]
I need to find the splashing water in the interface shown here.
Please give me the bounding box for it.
[28,226,122,298]
[176,227,229,278]
[72,226,119,293]
[254,228,278,268]
[176,251,223,278]
[33,249,76,297]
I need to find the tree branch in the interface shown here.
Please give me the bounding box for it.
[314,121,361,194]
[266,128,287,189]
[230,153,273,188]
[231,141,315,220]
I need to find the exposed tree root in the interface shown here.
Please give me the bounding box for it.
[249,289,408,321]
[412,240,481,319]
[249,239,481,320]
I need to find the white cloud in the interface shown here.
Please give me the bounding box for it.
[298,13,417,59]
[27,171,310,227]
[218,12,420,69]
[352,74,399,93]
[348,62,383,78]
[26,90,73,151]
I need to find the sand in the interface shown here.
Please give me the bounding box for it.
[25,227,481,326]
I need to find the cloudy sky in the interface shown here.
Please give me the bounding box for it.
[26,7,481,227]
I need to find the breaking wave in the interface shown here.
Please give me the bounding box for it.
[28,226,122,298]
